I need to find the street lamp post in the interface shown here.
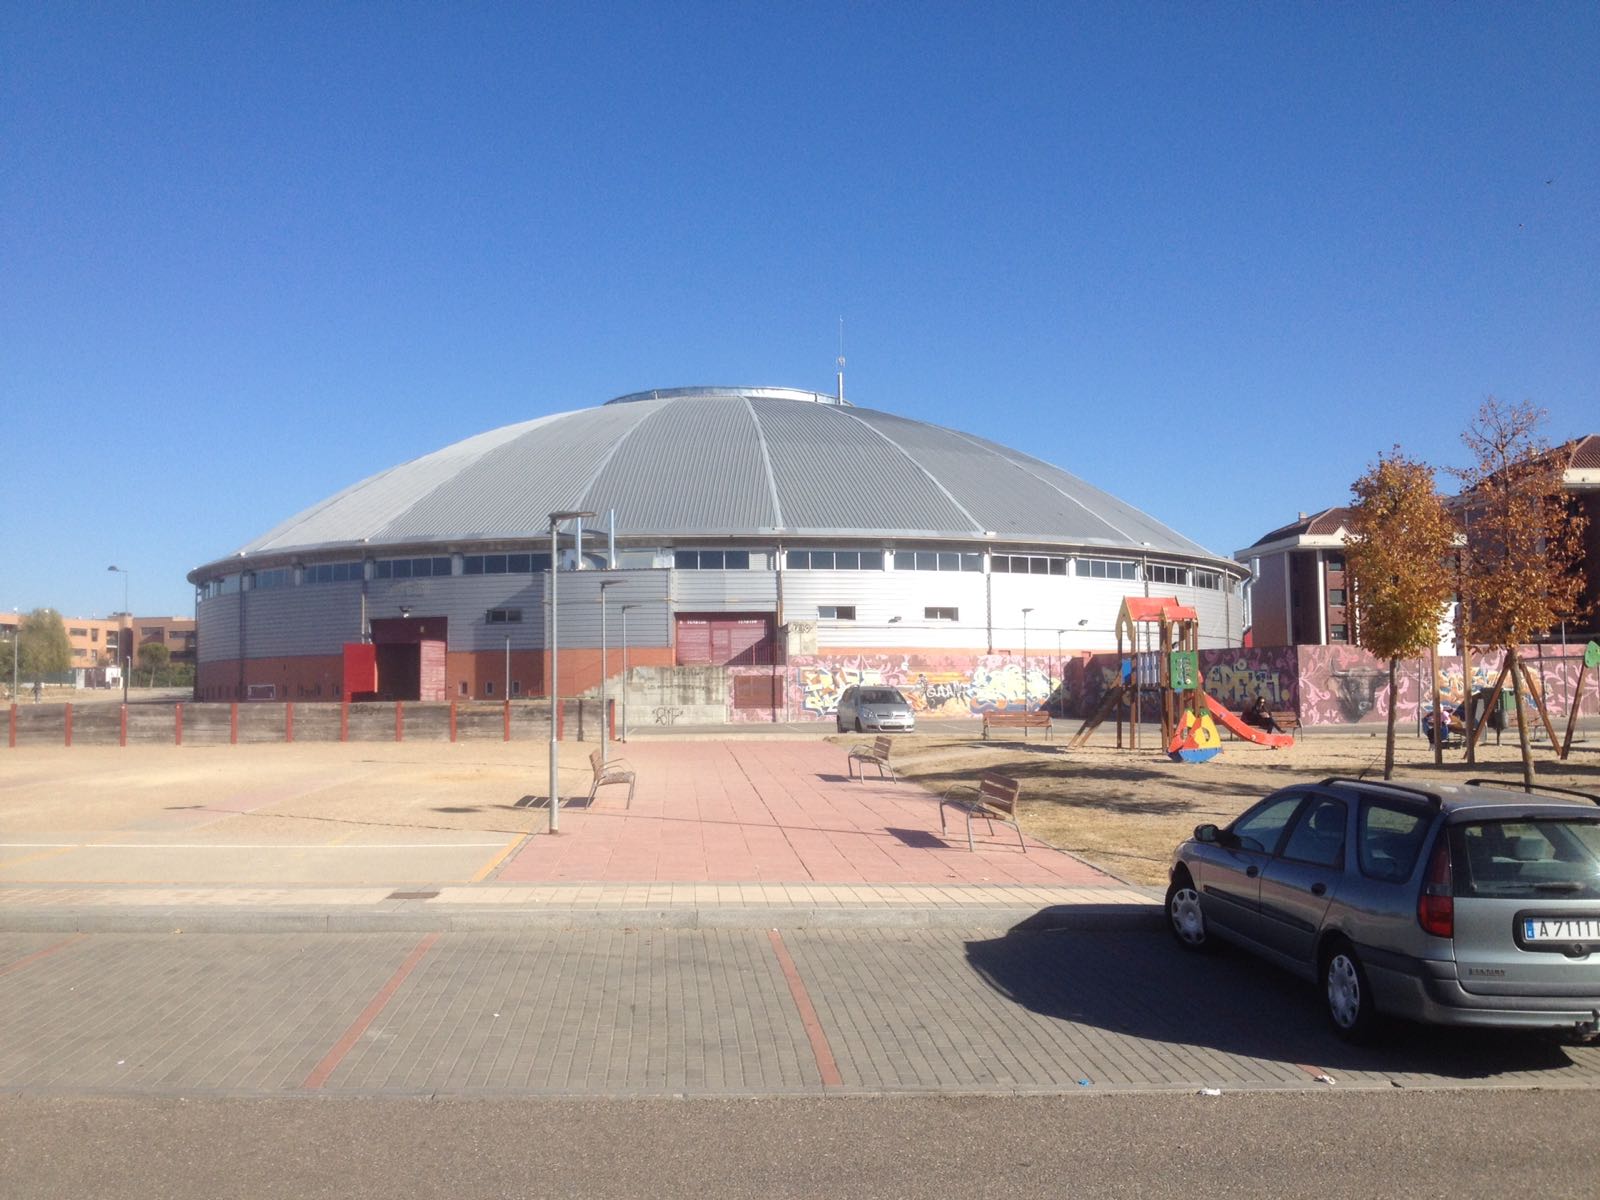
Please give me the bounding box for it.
[619,603,638,742]
[1021,607,1033,736]
[598,580,618,760]
[108,566,129,702]
[547,510,594,833]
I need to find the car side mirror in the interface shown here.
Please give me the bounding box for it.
[1194,823,1220,844]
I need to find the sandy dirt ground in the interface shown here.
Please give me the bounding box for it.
[830,727,1600,887]
[2,727,1596,889]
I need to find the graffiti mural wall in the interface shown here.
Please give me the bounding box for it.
[1199,648,1299,711]
[786,653,1056,721]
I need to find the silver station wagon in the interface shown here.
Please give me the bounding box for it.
[834,685,916,733]
[1167,776,1600,1041]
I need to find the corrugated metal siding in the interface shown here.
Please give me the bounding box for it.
[243,585,363,657]
[197,594,241,660]
[671,569,778,611]
[756,401,977,534]
[586,397,778,534]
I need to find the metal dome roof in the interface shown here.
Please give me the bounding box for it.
[194,386,1228,575]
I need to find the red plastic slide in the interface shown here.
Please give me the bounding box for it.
[1200,691,1295,748]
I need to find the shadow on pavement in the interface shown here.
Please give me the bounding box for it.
[964,925,1587,1079]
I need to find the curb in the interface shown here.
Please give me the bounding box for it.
[0,901,1164,935]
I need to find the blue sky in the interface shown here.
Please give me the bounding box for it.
[5,3,1596,618]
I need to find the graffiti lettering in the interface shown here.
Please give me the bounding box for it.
[652,706,684,726]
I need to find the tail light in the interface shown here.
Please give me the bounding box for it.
[1417,834,1454,938]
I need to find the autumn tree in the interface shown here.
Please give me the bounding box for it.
[1453,398,1589,788]
[1345,450,1457,778]
[18,608,71,683]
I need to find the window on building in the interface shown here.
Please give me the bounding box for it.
[894,550,984,573]
[69,627,88,637]
[375,556,452,579]
[305,561,362,584]
[1326,553,1346,571]
[484,680,495,696]
[462,553,550,575]
[90,629,99,643]
[674,549,752,570]
[511,680,522,696]
[1074,558,1139,580]
[252,568,290,590]
[924,607,959,621]
[1148,563,1189,586]
[1328,589,1347,607]
[992,554,1067,575]
[486,608,523,624]
[1329,624,1349,642]
[141,626,163,637]
[1195,570,1222,590]
[458,681,468,697]
[817,605,857,620]
[787,549,884,570]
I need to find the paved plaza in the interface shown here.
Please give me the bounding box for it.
[3,735,1600,1100]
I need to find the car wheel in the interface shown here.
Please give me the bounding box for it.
[1165,871,1212,952]
[836,715,846,732]
[854,718,863,733]
[1323,941,1378,1042]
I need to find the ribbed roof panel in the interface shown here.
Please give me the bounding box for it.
[584,396,778,533]
[755,400,980,534]
[197,387,1237,580]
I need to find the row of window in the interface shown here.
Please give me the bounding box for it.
[817,606,960,622]
[204,550,1234,593]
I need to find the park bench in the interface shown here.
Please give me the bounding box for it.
[1269,711,1301,735]
[981,710,1053,740]
[847,735,897,783]
[588,747,636,807]
[939,771,1026,852]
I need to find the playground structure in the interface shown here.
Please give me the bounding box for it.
[1068,596,1294,759]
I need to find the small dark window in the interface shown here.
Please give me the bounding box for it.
[925,607,958,621]
[818,605,856,620]
[725,550,750,569]
[463,556,485,575]
[507,554,532,573]
[1328,588,1347,607]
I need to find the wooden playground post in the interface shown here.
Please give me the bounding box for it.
[1429,647,1443,765]
[1561,643,1599,760]
[1514,658,1562,753]
[1467,655,1511,752]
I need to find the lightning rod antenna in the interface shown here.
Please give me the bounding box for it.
[836,317,845,404]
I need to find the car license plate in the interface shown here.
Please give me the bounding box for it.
[1523,917,1600,942]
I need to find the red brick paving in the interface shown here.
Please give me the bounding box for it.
[498,740,1117,886]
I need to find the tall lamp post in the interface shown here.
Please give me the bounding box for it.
[598,579,618,760]
[108,566,129,702]
[546,510,594,833]
[619,603,638,742]
[1021,607,1033,735]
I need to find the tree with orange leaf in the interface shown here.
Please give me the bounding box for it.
[1345,450,1456,779]
[1453,398,1589,788]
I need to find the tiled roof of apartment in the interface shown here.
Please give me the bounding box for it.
[1563,434,1600,471]
[1245,506,1352,549]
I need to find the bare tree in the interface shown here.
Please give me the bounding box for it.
[1345,449,1456,778]
[1453,398,1589,787]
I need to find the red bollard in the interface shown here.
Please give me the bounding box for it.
[503,700,511,742]
[449,699,457,743]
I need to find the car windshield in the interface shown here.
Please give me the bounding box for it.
[1451,818,1600,899]
[859,689,903,705]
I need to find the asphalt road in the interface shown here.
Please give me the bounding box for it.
[6,1090,1600,1199]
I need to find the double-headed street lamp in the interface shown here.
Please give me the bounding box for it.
[598,580,619,760]
[546,511,594,833]
[619,603,639,742]
[1021,607,1034,735]
[108,565,129,702]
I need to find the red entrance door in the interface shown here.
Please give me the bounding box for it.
[675,614,774,666]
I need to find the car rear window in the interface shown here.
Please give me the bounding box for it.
[1358,800,1432,882]
[859,689,903,705]
[1451,819,1600,899]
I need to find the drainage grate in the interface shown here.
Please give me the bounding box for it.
[386,890,439,901]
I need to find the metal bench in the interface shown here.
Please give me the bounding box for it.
[847,735,896,783]
[588,747,636,807]
[981,710,1053,740]
[939,771,1025,852]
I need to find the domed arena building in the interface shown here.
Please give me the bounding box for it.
[190,386,1247,721]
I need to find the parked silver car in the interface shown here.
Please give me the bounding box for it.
[1167,776,1600,1041]
[835,685,916,733]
